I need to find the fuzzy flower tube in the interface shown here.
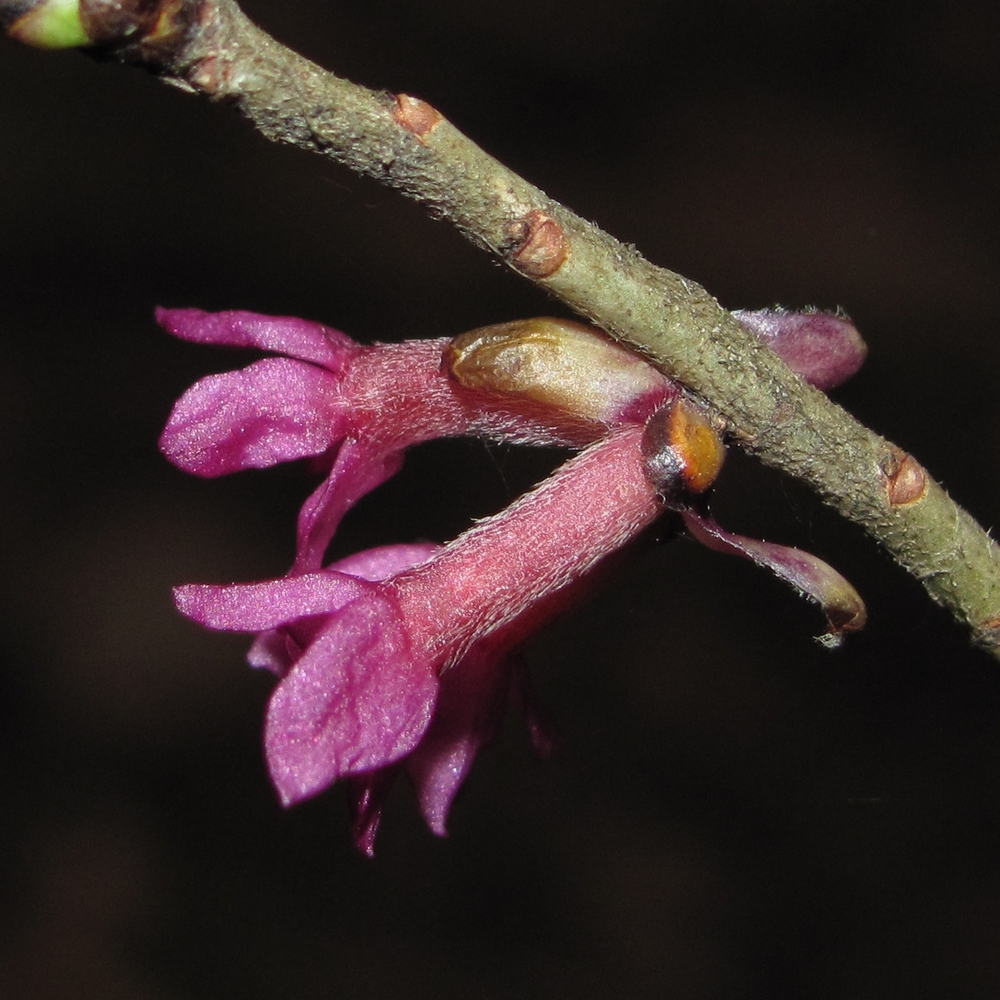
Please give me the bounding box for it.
[161,307,867,851]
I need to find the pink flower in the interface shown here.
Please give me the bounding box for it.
[158,310,673,573]
[177,428,661,851]
[161,307,867,850]
[158,307,864,573]
[243,541,551,853]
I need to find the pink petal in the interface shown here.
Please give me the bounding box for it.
[735,308,867,391]
[160,358,345,475]
[174,571,370,631]
[293,440,406,573]
[156,307,357,371]
[406,636,513,836]
[265,593,438,805]
[247,544,440,676]
[330,543,440,582]
[346,770,399,858]
[247,628,302,676]
[682,509,867,645]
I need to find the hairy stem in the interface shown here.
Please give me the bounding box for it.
[6,0,1000,654]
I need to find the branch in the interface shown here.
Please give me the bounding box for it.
[6,0,1000,655]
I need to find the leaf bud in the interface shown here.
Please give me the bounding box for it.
[2,0,89,48]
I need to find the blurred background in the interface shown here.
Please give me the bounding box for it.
[2,1,1000,997]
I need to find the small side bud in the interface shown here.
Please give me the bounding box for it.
[3,0,90,48]
[882,448,928,507]
[642,398,726,497]
[443,317,670,425]
[507,210,568,279]
[392,94,443,140]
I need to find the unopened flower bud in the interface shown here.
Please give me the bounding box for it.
[733,308,867,392]
[443,317,669,425]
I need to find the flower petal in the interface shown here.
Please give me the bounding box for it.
[160,358,346,475]
[346,769,399,858]
[175,571,370,631]
[264,592,438,805]
[247,544,440,675]
[293,440,406,573]
[406,636,513,836]
[682,509,867,646]
[330,542,440,582]
[247,627,302,676]
[156,307,357,371]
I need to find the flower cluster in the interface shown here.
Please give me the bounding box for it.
[161,307,866,852]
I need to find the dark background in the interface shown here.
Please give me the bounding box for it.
[2,1,1000,997]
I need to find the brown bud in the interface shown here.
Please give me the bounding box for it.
[79,0,185,45]
[443,317,667,422]
[392,94,443,140]
[883,448,928,507]
[507,210,568,279]
[642,398,726,497]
